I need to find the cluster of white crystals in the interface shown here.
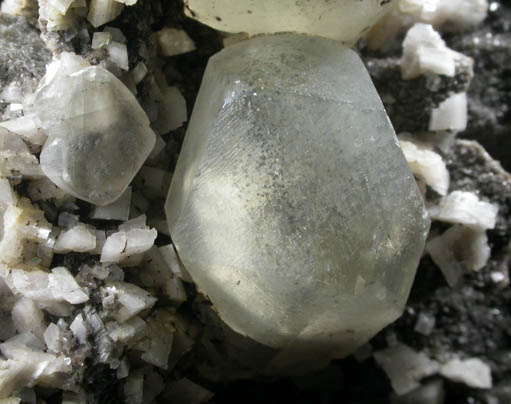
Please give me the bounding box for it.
[399,136,449,196]
[373,341,493,397]
[27,53,156,205]
[425,190,498,286]
[183,0,395,45]
[366,0,488,50]
[166,33,429,371]
[0,18,206,399]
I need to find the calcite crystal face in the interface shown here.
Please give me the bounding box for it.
[184,0,395,45]
[166,34,429,367]
[32,54,155,205]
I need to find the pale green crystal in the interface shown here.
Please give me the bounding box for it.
[165,34,429,368]
[184,0,395,45]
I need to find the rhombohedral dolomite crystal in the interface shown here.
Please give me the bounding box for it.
[165,34,429,369]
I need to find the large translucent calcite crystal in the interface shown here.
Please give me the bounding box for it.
[166,34,429,370]
[184,0,395,45]
[31,53,155,205]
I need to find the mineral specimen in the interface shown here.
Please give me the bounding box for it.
[165,34,429,369]
[183,0,395,45]
[30,53,156,205]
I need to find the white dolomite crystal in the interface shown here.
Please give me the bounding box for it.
[401,23,473,80]
[165,34,429,369]
[429,92,468,132]
[183,0,395,45]
[48,267,89,304]
[0,127,44,179]
[398,0,489,31]
[54,224,97,253]
[155,27,196,57]
[11,297,47,340]
[87,0,124,28]
[30,53,156,205]
[374,343,440,395]
[429,190,498,230]
[427,225,491,286]
[91,31,112,49]
[440,357,492,389]
[399,138,449,196]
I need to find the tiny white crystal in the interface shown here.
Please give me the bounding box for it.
[7,269,53,303]
[43,323,63,353]
[106,316,146,343]
[440,357,492,389]
[183,0,395,45]
[132,62,148,85]
[400,138,449,195]
[427,225,491,286]
[100,224,157,265]
[48,0,73,15]
[49,267,89,304]
[429,93,468,132]
[70,313,88,344]
[0,115,47,148]
[101,281,157,322]
[0,200,52,267]
[87,0,124,28]
[156,27,196,57]
[401,23,473,80]
[374,343,440,395]
[54,224,97,253]
[429,191,498,230]
[91,187,131,221]
[414,312,436,336]
[32,53,155,205]
[107,41,129,71]
[91,31,112,49]
[11,297,46,340]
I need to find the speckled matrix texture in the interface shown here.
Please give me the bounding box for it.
[0,15,51,112]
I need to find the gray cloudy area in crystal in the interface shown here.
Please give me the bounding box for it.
[166,34,430,365]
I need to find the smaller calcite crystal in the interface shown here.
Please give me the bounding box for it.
[184,0,395,45]
[30,53,155,205]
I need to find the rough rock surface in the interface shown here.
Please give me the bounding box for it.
[0,15,51,113]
